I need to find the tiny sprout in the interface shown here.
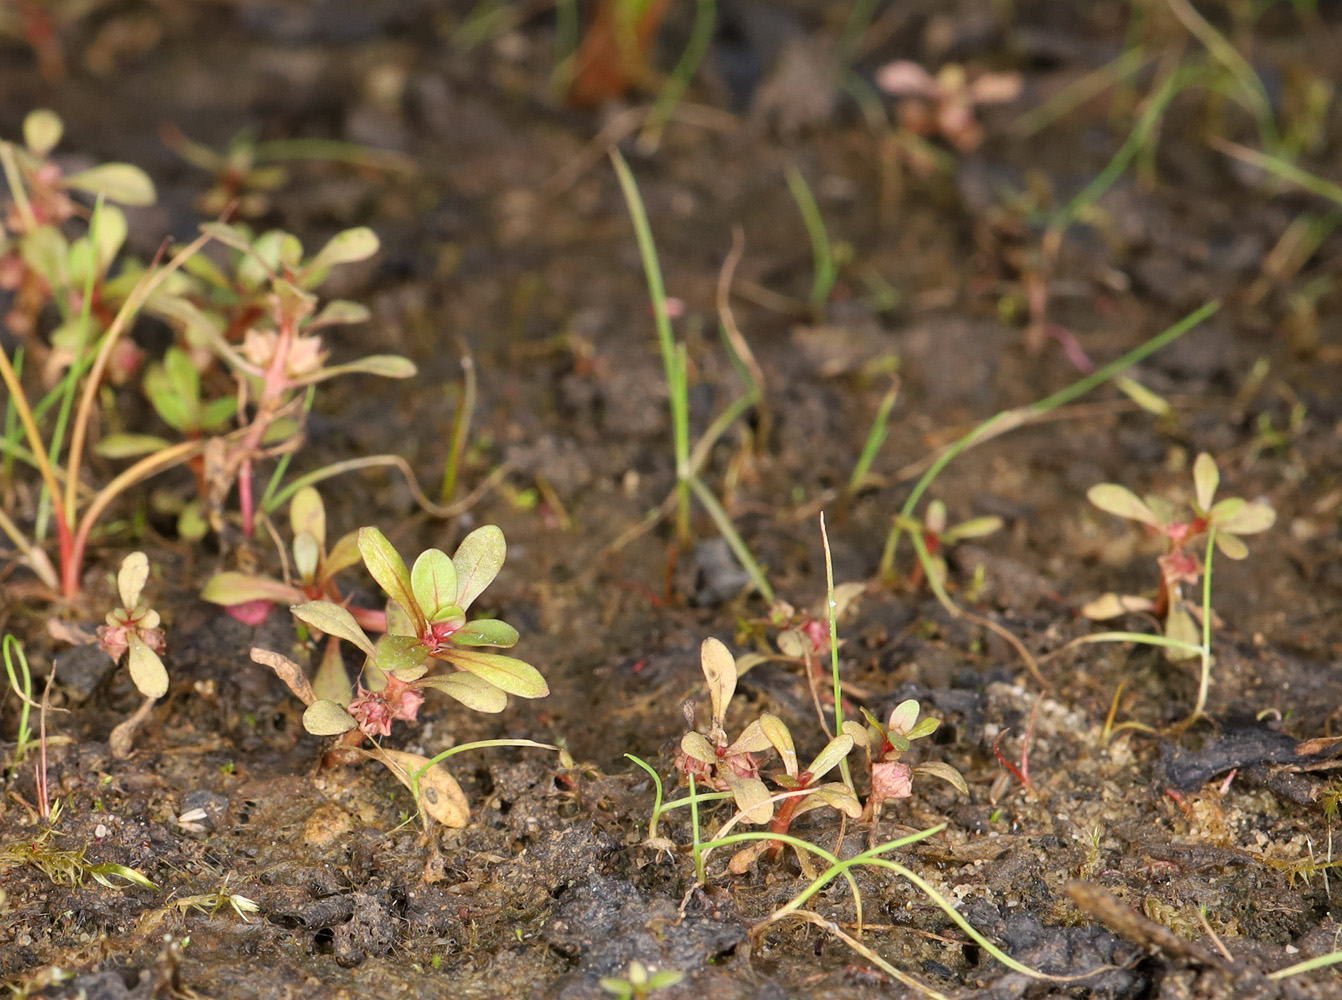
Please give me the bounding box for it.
[892,499,1003,592]
[1085,452,1275,658]
[600,962,685,999]
[97,552,168,700]
[875,61,1022,151]
[846,699,967,823]
[676,639,863,875]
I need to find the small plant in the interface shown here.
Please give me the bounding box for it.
[844,699,968,824]
[599,961,684,999]
[887,499,1003,591]
[200,486,377,628]
[875,60,1022,151]
[674,638,861,874]
[251,524,547,827]
[96,551,168,702]
[1084,452,1275,656]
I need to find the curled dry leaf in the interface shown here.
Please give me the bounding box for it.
[250,647,316,705]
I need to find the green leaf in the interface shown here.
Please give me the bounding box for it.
[24,109,63,156]
[358,527,424,633]
[310,299,371,327]
[1214,532,1249,560]
[700,637,737,731]
[452,525,506,612]
[724,718,772,756]
[913,761,968,795]
[95,434,171,458]
[307,226,380,273]
[373,634,428,677]
[117,552,150,610]
[411,548,459,620]
[325,531,363,576]
[201,572,298,606]
[942,515,1003,543]
[20,226,68,286]
[724,774,772,825]
[293,532,321,582]
[63,163,156,205]
[1164,606,1202,661]
[1087,484,1161,527]
[303,699,358,735]
[680,731,717,764]
[443,649,548,698]
[89,204,128,272]
[417,672,508,713]
[907,716,940,741]
[1114,375,1171,417]
[126,633,168,699]
[297,355,417,383]
[312,646,352,706]
[1192,453,1219,512]
[289,485,326,548]
[887,699,920,736]
[291,601,376,658]
[759,713,796,776]
[807,734,854,781]
[1214,499,1275,535]
[450,619,518,647]
[796,782,863,819]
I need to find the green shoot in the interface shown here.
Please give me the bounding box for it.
[785,165,837,314]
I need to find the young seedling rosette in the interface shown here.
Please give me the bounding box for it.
[200,486,371,627]
[288,524,548,739]
[844,699,968,823]
[674,638,864,875]
[1085,452,1275,658]
[97,551,168,700]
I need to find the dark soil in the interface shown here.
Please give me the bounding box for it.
[3,2,1342,998]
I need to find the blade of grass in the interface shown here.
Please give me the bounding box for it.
[638,0,716,152]
[611,149,692,542]
[879,300,1219,581]
[846,377,898,498]
[785,165,837,314]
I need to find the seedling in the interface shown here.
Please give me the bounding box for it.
[251,524,547,826]
[889,499,1003,592]
[674,638,861,874]
[875,60,1022,151]
[1085,452,1275,656]
[844,699,967,824]
[1083,452,1275,724]
[200,486,378,629]
[97,552,168,702]
[599,961,684,999]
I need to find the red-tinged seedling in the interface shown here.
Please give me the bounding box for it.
[1,109,155,343]
[1085,451,1275,659]
[891,499,1003,592]
[255,524,547,746]
[101,222,416,534]
[844,699,967,824]
[96,551,168,702]
[875,61,1022,152]
[200,486,379,629]
[675,638,862,875]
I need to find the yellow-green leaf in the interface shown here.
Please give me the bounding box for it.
[452,525,506,612]
[303,699,358,735]
[444,649,548,698]
[126,633,168,699]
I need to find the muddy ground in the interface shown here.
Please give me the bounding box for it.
[2,1,1342,997]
